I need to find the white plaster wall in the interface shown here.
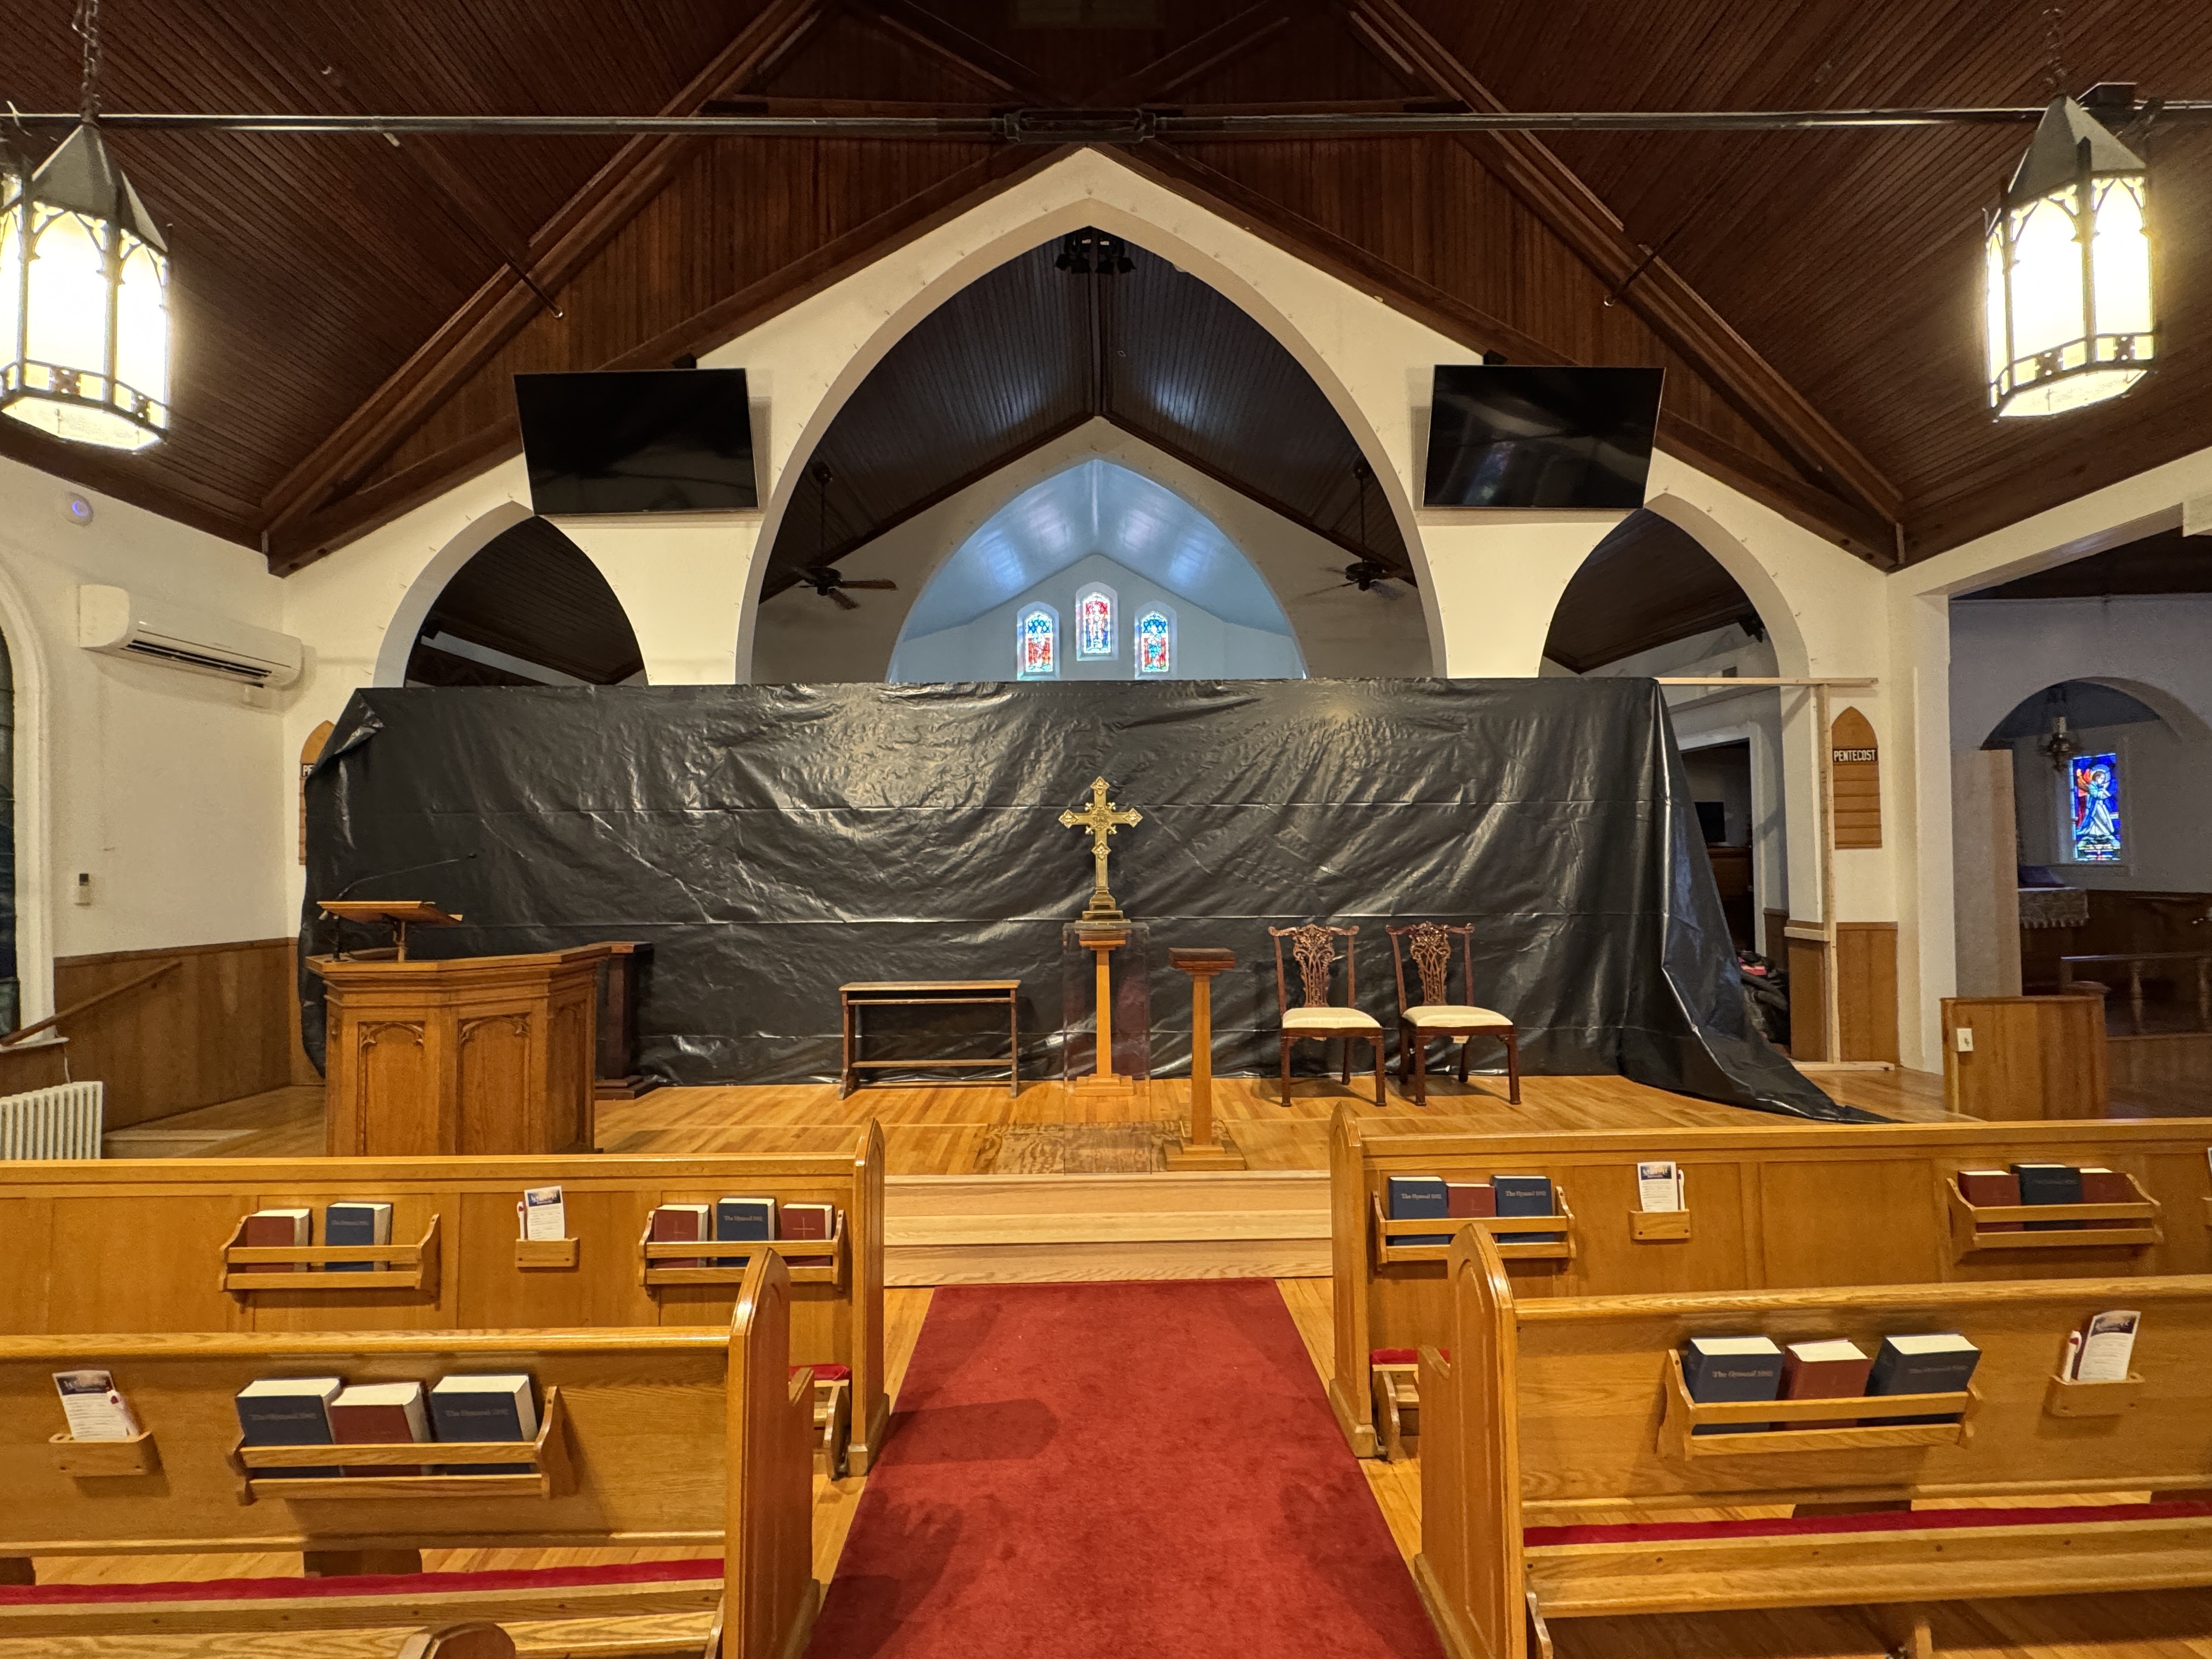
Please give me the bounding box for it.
[0,454,291,1017]
[268,146,1917,1052]
[752,420,1415,682]
[1949,596,2212,749]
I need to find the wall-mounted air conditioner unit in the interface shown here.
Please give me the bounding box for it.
[77,585,304,690]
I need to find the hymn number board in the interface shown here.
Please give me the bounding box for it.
[1830,707,1881,849]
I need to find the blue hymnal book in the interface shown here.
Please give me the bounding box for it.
[1491,1174,1559,1243]
[1386,1176,1450,1246]
[323,1202,391,1272]
[1681,1336,1784,1435]
[713,1197,778,1267]
[2010,1162,2084,1230]
[1865,1333,1980,1424]
[234,1376,344,1478]
[429,1374,540,1475]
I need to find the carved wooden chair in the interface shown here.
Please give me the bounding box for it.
[1385,921,1520,1105]
[1268,923,1386,1106]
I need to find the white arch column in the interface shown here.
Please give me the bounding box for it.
[547,515,758,686]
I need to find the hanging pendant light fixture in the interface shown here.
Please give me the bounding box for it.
[0,0,171,450]
[1984,91,2154,419]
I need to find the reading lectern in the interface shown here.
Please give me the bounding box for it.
[311,923,613,1158]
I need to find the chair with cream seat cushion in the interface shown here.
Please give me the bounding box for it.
[1268,923,1386,1106]
[1386,922,1520,1105]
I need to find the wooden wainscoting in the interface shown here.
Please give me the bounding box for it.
[1940,995,2109,1119]
[52,938,298,1128]
[1785,922,1898,1063]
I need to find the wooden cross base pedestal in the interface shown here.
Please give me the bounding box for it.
[1162,946,1245,1171]
[1164,1131,1244,1171]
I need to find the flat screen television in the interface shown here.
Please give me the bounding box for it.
[1422,365,1664,509]
[516,368,757,515]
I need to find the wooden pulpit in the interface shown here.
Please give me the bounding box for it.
[311,944,614,1157]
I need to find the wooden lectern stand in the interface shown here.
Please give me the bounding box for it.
[312,923,613,1157]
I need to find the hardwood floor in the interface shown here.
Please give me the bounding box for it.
[108,1066,1961,1171]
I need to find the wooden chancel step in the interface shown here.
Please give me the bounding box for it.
[884,1171,1329,1284]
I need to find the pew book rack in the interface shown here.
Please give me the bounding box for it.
[639,1222,848,1289]
[222,1213,442,1292]
[48,1430,158,1477]
[1657,1352,1978,1458]
[1944,1172,2162,1257]
[228,1385,573,1502]
[1373,1196,1577,1265]
[514,1237,579,1269]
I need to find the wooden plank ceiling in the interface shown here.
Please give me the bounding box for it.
[1543,511,1760,674]
[4,0,2210,584]
[764,230,1409,596]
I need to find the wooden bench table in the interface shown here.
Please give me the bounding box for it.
[840,980,1020,1098]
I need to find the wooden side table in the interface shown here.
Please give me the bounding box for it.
[1165,949,1244,1170]
[839,980,1020,1097]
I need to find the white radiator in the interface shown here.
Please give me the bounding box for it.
[0,1081,104,1159]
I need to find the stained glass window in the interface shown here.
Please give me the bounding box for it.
[1076,587,1114,658]
[1135,608,1172,675]
[1017,606,1057,678]
[2068,752,2123,862]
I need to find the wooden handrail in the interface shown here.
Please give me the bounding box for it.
[0,960,180,1048]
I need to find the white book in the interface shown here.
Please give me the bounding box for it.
[54,1369,140,1441]
[2075,1310,2140,1382]
[521,1185,566,1241]
[1637,1160,1683,1212]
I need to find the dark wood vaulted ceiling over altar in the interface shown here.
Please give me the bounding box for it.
[4,0,2211,580]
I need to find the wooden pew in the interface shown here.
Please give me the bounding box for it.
[1331,1105,2212,1455]
[0,1252,816,1655]
[1414,1227,2212,1659]
[0,1127,889,1474]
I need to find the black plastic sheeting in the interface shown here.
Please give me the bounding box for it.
[300,679,1874,1122]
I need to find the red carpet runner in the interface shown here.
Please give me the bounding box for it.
[806,1280,1445,1659]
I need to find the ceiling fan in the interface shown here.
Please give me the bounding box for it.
[1303,558,1407,598]
[802,567,897,610]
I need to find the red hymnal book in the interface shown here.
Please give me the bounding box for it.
[328,1381,431,1477]
[1445,1181,1496,1218]
[1956,1170,2023,1231]
[651,1204,710,1269]
[1780,1338,1874,1430]
[239,1208,312,1273]
[2078,1167,2132,1204]
[781,1203,837,1262]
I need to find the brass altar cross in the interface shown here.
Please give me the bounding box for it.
[1059,776,1143,922]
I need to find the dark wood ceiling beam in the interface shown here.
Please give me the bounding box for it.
[269,144,1069,572]
[849,0,1066,104]
[254,0,830,559]
[1335,0,1905,550]
[1121,142,1895,563]
[1085,2,1307,106]
[0,422,259,546]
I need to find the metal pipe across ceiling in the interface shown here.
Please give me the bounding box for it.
[5,104,2210,140]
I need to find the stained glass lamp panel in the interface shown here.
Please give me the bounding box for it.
[2068,752,2123,862]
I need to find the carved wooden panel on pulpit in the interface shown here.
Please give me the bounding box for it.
[1830,707,1882,849]
[357,1022,430,1155]
[459,1012,533,1155]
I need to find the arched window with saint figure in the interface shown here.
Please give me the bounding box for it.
[1135,607,1173,676]
[2068,751,2124,863]
[1017,603,1059,679]
[1075,584,1115,659]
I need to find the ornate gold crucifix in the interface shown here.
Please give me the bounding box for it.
[1058,775,1142,922]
